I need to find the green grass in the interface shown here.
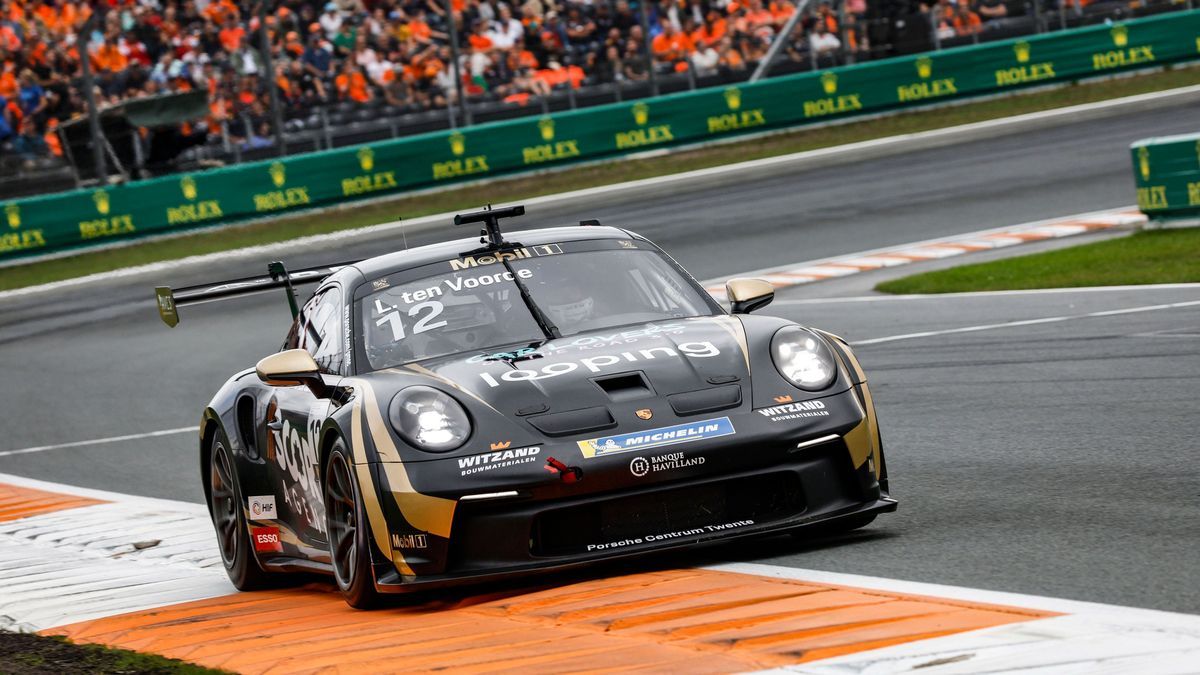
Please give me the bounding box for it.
[875,228,1200,294]
[3,66,1199,292]
[0,631,228,675]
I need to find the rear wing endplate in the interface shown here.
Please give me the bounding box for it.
[155,259,357,327]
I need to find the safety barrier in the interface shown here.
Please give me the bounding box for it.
[3,10,1199,261]
[1131,132,1200,222]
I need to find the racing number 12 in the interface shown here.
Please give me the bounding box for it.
[376,301,447,342]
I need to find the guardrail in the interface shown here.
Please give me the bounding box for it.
[1132,132,1200,223]
[3,9,1199,262]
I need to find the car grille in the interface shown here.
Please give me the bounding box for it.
[531,472,805,557]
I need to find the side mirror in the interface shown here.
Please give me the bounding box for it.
[256,349,328,398]
[726,278,774,314]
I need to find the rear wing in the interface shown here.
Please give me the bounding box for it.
[154,259,357,327]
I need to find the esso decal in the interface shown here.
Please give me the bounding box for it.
[248,495,277,520]
[251,526,283,553]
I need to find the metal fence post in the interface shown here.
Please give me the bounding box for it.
[257,2,286,156]
[320,107,334,147]
[750,0,812,82]
[638,0,659,96]
[444,0,470,127]
[930,9,942,50]
[79,15,107,183]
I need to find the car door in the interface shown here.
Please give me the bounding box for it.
[265,285,347,555]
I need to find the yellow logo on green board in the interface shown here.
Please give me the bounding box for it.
[5,204,19,228]
[538,117,555,141]
[358,147,375,172]
[1014,41,1031,64]
[180,176,197,200]
[1111,24,1128,47]
[269,162,286,187]
[821,72,838,95]
[915,57,933,79]
[449,132,466,156]
[632,102,649,126]
[93,190,110,215]
[1137,146,1150,181]
[724,87,742,111]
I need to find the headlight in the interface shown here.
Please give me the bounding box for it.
[389,386,471,452]
[771,326,837,390]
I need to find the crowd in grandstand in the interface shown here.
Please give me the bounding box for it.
[0,0,1098,164]
[0,0,879,159]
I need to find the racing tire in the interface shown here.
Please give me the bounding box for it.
[324,440,382,609]
[209,432,270,590]
[792,513,877,540]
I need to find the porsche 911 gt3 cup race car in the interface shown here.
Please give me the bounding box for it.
[155,205,895,607]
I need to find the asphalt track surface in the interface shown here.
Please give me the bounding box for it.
[1,101,1198,613]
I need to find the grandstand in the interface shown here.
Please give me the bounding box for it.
[0,0,1187,197]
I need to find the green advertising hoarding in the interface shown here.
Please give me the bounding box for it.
[4,10,1199,261]
[1132,133,1200,221]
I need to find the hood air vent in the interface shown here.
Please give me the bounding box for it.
[592,372,654,402]
[668,384,742,416]
[527,406,616,437]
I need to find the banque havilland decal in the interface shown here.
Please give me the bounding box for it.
[155,205,895,608]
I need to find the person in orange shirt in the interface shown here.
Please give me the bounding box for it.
[742,0,774,32]
[219,18,246,53]
[334,60,372,103]
[92,36,128,73]
[0,64,17,99]
[768,0,794,25]
[953,4,982,35]
[716,36,745,70]
[651,21,693,63]
[691,13,726,51]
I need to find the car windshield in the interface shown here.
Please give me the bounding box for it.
[358,243,715,370]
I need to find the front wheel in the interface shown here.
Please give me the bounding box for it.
[209,432,270,590]
[324,440,381,609]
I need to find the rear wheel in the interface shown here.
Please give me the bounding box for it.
[324,440,381,609]
[209,432,269,590]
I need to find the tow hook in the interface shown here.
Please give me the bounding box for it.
[544,457,582,484]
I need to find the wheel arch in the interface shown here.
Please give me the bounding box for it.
[199,409,224,512]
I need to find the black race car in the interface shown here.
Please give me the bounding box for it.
[156,205,895,607]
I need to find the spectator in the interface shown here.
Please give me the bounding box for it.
[977,0,1009,22]
[811,22,841,55]
[334,59,371,102]
[953,4,982,36]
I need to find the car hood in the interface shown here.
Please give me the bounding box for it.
[413,315,751,415]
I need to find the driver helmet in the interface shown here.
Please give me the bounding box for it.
[540,281,594,327]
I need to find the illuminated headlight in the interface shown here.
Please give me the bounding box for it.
[770,326,837,390]
[389,386,471,452]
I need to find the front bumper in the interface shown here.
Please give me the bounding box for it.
[369,383,893,591]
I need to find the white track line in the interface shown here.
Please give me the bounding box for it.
[4,83,1197,301]
[850,299,1200,346]
[0,427,195,458]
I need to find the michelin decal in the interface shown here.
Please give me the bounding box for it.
[578,417,734,458]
